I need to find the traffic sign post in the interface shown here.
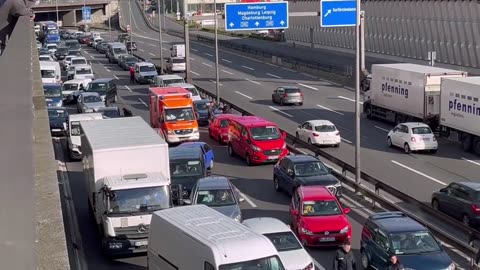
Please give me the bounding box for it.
[320,0,356,27]
[82,6,92,23]
[224,2,289,31]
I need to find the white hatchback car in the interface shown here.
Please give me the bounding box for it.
[296,120,341,147]
[387,122,438,154]
[242,217,314,270]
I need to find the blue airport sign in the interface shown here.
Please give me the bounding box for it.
[225,2,288,31]
[320,0,357,27]
[82,6,92,23]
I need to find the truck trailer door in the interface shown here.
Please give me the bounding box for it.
[424,85,441,117]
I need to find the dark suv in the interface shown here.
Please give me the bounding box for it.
[360,212,454,270]
[432,181,480,227]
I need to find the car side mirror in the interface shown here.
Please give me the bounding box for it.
[343,207,351,214]
[327,167,333,173]
[291,209,298,216]
[287,169,294,176]
[282,131,287,138]
[440,188,447,193]
[183,199,191,205]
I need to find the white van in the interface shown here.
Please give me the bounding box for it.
[168,83,201,101]
[40,61,61,84]
[148,205,285,270]
[62,78,91,100]
[166,56,186,72]
[67,113,103,160]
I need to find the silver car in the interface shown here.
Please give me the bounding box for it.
[77,92,106,113]
[272,86,304,106]
[184,176,243,222]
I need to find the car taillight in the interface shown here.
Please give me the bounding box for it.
[312,133,319,137]
[283,93,288,98]
[471,204,480,215]
[411,137,416,142]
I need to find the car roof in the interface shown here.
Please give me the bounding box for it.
[298,185,336,201]
[158,74,184,80]
[368,212,426,233]
[308,120,335,126]
[242,218,290,235]
[71,57,86,60]
[91,78,113,83]
[96,106,118,111]
[136,61,154,66]
[456,181,480,191]
[169,83,194,88]
[179,142,207,147]
[169,147,203,159]
[213,114,240,120]
[401,122,430,128]
[81,92,100,97]
[280,86,300,90]
[284,154,319,163]
[74,64,91,69]
[47,107,67,111]
[197,176,232,190]
[231,116,276,127]
[64,79,89,84]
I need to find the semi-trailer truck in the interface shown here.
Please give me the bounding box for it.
[80,116,171,256]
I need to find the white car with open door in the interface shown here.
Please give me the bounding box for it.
[387,122,438,154]
[295,120,341,147]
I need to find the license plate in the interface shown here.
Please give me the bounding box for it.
[423,138,430,141]
[268,155,279,160]
[319,237,335,242]
[135,241,148,247]
[323,140,334,144]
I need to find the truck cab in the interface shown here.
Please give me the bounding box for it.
[149,87,200,144]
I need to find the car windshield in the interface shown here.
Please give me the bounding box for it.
[68,51,81,56]
[302,200,342,216]
[86,83,106,93]
[44,86,62,97]
[83,95,102,103]
[164,107,195,122]
[196,189,236,207]
[412,127,432,135]
[41,70,56,78]
[285,88,301,93]
[100,109,120,118]
[264,232,302,252]
[47,45,57,49]
[76,68,92,75]
[315,125,336,132]
[39,56,51,61]
[250,126,281,141]
[48,109,67,118]
[389,231,441,255]
[57,47,68,53]
[294,161,329,176]
[72,59,86,65]
[63,83,78,91]
[113,48,127,54]
[165,79,185,85]
[186,87,199,96]
[67,43,80,50]
[140,65,156,72]
[108,186,171,214]
[125,57,137,63]
[172,58,185,63]
[70,121,81,136]
[219,255,284,270]
[170,160,203,177]
[195,102,209,111]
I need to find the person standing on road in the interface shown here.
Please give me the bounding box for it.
[333,240,357,270]
[129,66,135,84]
[386,255,404,270]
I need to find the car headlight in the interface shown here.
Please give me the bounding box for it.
[167,130,175,135]
[301,227,313,235]
[251,144,261,152]
[282,142,286,149]
[302,262,314,270]
[192,128,198,133]
[233,214,241,222]
[108,242,123,249]
[85,109,94,113]
[340,225,349,234]
[447,263,456,270]
[334,182,342,188]
[63,122,67,130]
[72,144,80,150]
[56,100,63,107]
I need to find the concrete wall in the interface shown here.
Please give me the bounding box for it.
[286,0,480,69]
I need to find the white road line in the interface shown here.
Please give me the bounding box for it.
[209,80,223,86]
[221,69,233,75]
[114,75,119,80]
[282,67,296,72]
[137,40,145,44]
[149,44,156,47]
[84,51,89,55]
[462,157,480,166]
[204,53,213,57]
[235,91,252,99]
[235,188,257,208]
[391,160,447,186]
[162,48,168,51]
[301,72,317,79]
[269,106,293,117]
[192,48,198,52]
[316,104,344,115]
[104,66,111,72]
[138,98,148,107]
[374,126,390,132]
[242,65,254,70]
[338,95,364,105]
[245,78,261,85]
[312,258,325,270]
[266,73,282,79]
[298,83,318,90]
[149,53,156,56]
[341,138,352,144]
[265,62,278,67]
[202,62,213,67]
[190,57,195,61]
[222,58,232,63]
[124,85,132,92]
[139,48,145,52]
[191,71,200,76]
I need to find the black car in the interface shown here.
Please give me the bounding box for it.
[194,99,210,126]
[273,155,342,197]
[47,107,69,136]
[96,107,121,118]
[126,41,137,51]
[67,50,82,57]
[54,47,69,60]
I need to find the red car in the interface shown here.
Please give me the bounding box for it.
[290,185,351,247]
[208,114,239,144]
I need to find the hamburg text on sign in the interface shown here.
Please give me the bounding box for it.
[225,2,289,31]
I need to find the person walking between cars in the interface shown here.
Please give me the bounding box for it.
[129,66,135,84]
[333,240,357,270]
[386,255,404,270]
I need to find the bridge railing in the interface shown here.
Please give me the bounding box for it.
[34,0,109,7]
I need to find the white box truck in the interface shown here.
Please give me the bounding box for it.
[363,63,466,127]
[170,44,185,58]
[440,77,480,154]
[81,116,171,256]
[148,205,286,270]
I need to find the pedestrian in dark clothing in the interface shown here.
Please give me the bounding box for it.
[129,66,135,84]
[333,240,357,270]
[387,255,404,270]
[122,108,133,117]
[0,0,35,55]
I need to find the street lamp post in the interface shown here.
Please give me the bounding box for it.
[158,0,164,73]
[55,0,59,23]
[213,1,220,103]
[129,0,133,55]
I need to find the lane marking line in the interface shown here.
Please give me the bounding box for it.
[338,95,364,105]
[139,48,145,52]
[281,67,296,72]
[124,85,132,92]
[149,43,156,47]
[298,83,318,91]
[266,73,282,79]
[104,66,111,72]
[149,52,156,56]
[192,48,198,52]
[221,69,233,75]
[301,72,317,79]
[265,62,278,67]
[204,53,213,57]
[162,48,168,51]
[242,65,254,70]
[84,51,89,55]
[246,78,260,85]
[138,98,148,107]
[391,160,447,186]
[190,57,195,61]
[202,62,213,67]
[222,58,232,63]
[191,71,200,76]
[316,104,344,115]
[235,188,257,208]
[114,75,119,80]
[209,80,223,86]
[462,158,480,166]
[235,91,253,99]
[374,126,390,132]
[137,40,145,44]
[269,106,293,117]
[341,138,352,144]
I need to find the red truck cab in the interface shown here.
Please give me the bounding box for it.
[149,87,200,144]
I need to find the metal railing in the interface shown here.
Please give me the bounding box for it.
[33,0,109,7]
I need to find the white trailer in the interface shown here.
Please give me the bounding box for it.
[148,205,285,270]
[170,44,185,58]
[81,116,171,256]
[363,63,466,127]
[440,77,480,154]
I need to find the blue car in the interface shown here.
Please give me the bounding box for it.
[178,142,214,170]
[43,83,63,108]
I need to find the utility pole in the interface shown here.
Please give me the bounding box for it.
[55,0,59,24]
[354,0,362,184]
[108,3,112,41]
[183,0,191,81]
[158,0,165,73]
[129,0,133,55]
[162,0,167,32]
[360,11,365,72]
[214,0,220,103]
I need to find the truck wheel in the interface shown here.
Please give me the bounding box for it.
[365,105,372,119]
[461,133,473,152]
[473,137,480,155]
